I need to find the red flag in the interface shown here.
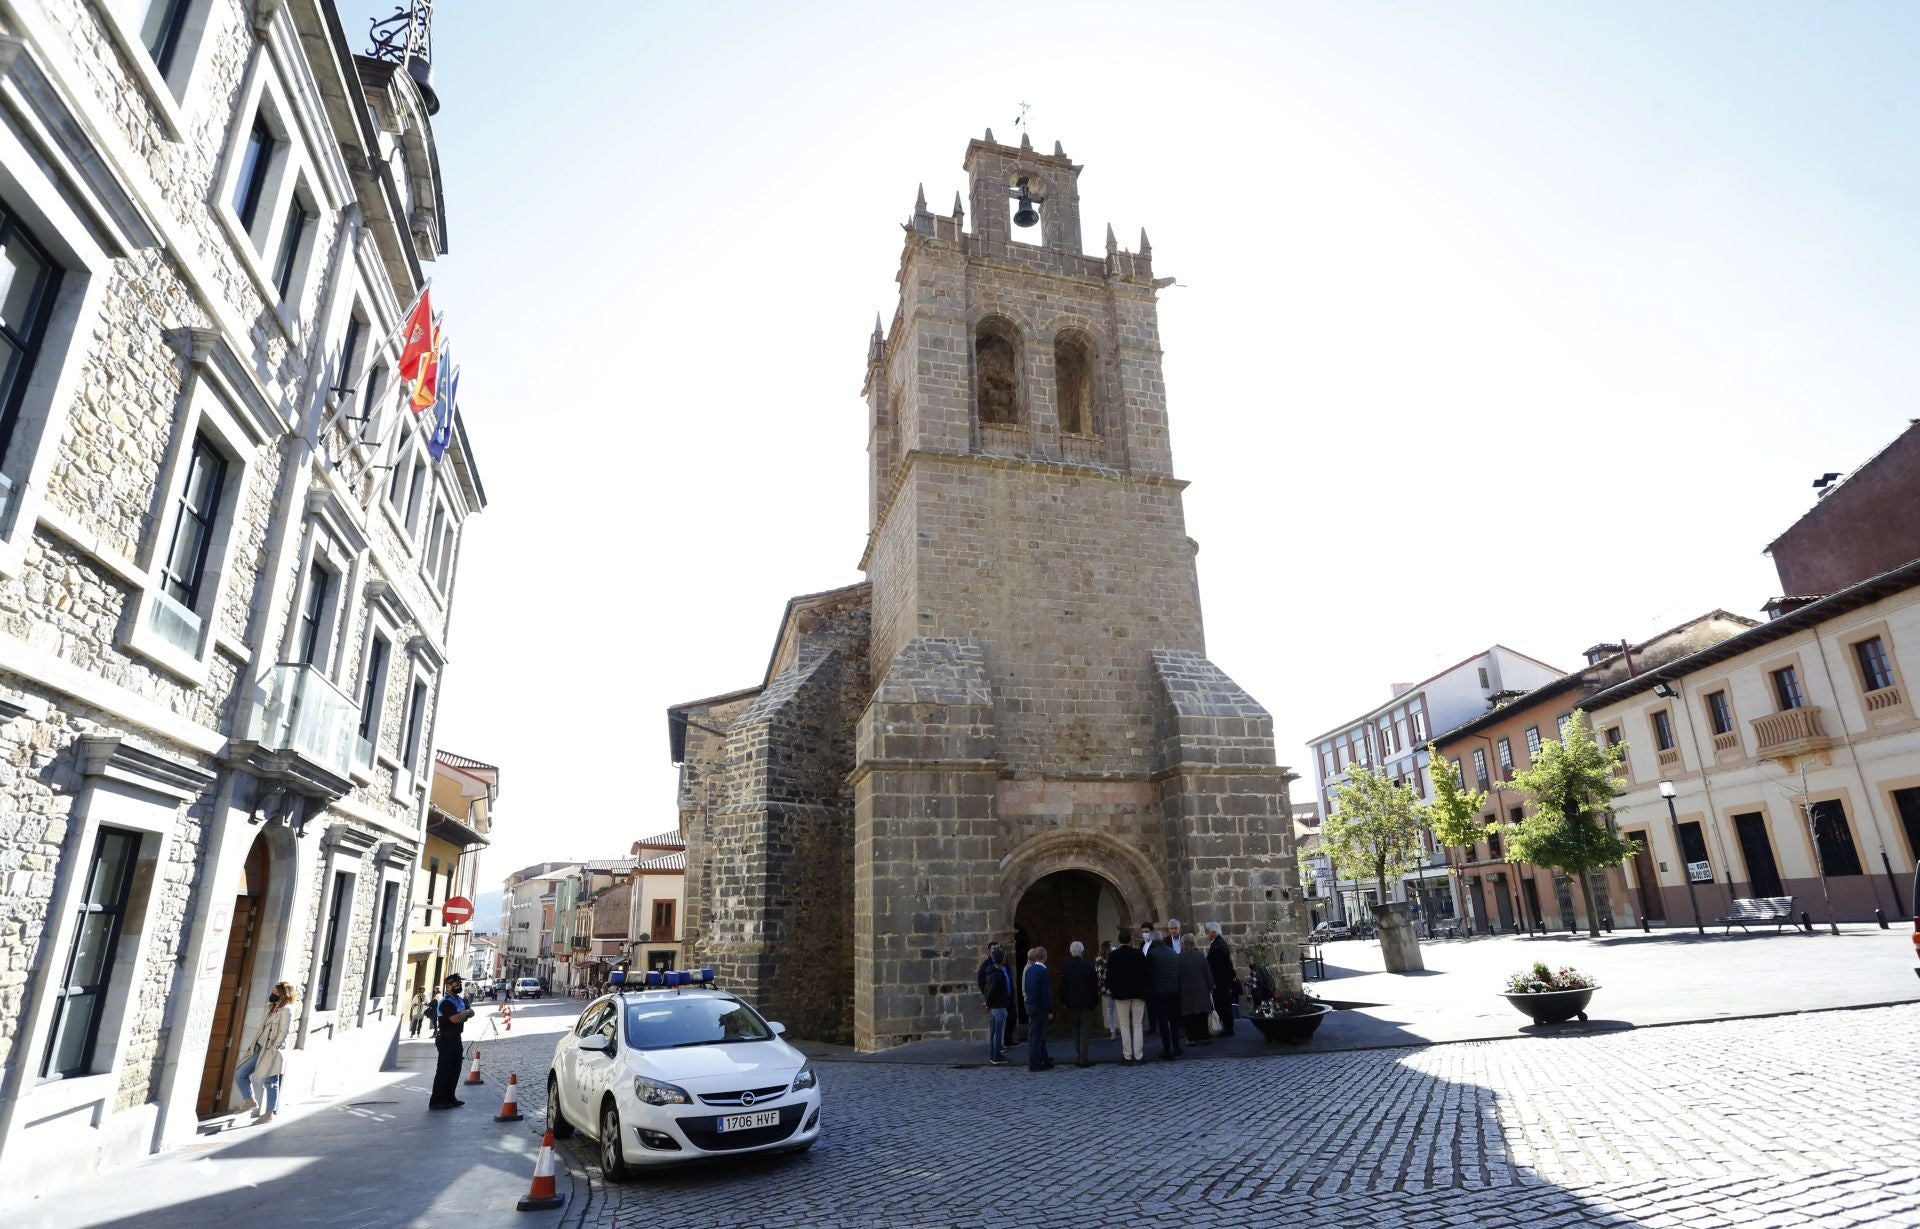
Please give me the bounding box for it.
[396,287,434,376]
[410,318,443,413]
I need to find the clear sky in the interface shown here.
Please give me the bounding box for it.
[348,1,1920,883]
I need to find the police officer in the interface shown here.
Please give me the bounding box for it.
[427,974,475,1110]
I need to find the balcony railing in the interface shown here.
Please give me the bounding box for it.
[1656,747,1680,770]
[246,663,360,778]
[1751,705,1831,758]
[1711,731,1740,755]
[1865,685,1904,714]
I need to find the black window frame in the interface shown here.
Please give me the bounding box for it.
[399,677,428,773]
[0,209,65,471]
[1471,748,1489,789]
[369,879,400,1004]
[1854,637,1895,693]
[271,196,312,299]
[1651,709,1675,751]
[1772,666,1805,712]
[358,633,389,743]
[141,0,195,77]
[1705,690,1734,736]
[232,115,276,230]
[295,560,331,667]
[315,869,353,1010]
[41,827,141,1079]
[1894,787,1920,866]
[158,431,228,611]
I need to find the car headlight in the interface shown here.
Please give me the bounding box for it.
[789,1063,817,1093]
[633,1075,692,1106]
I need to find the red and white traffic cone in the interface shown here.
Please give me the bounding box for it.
[516,1128,565,1211]
[504,1003,513,1032]
[494,1072,523,1122]
[464,1044,485,1085]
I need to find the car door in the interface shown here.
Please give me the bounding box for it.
[564,1000,611,1128]
[582,1001,621,1118]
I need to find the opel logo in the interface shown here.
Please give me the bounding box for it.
[739,1091,756,1106]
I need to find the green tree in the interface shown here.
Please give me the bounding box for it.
[1323,762,1426,923]
[1422,743,1491,852]
[1501,710,1636,938]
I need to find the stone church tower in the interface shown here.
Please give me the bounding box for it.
[671,133,1302,1051]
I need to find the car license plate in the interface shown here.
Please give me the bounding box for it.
[718,1109,781,1132]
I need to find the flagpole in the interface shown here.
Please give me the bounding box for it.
[311,278,431,447]
[334,376,416,491]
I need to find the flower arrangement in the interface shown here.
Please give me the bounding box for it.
[1503,961,1597,995]
[1251,990,1326,1018]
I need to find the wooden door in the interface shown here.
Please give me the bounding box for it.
[1628,832,1665,921]
[196,895,260,1117]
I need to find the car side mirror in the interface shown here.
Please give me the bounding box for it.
[766,1022,787,1037]
[576,1034,611,1054]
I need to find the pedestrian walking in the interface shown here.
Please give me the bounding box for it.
[982,947,1013,1066]
[1022,946,1054,1071]
[428,974,475,1110]
[1146,928,1182,1059]
[1204,922,1238,1037]
[975,940,1003,999]
[1062,941,1100,1068]
[234,981,294,1124]
[1096,941,1117,1039]
[1178,934,1216,1044]
[428,988,442,1040]
[408,989,425,1038]
[1105,927,1150,1065]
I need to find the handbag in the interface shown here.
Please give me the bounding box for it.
[1206,1009,1225,1036]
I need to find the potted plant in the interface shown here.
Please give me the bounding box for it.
[1500,961,1598,1024]
[1247,991,1332,1044]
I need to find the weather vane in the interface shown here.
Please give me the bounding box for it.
[1014,100,1031,131]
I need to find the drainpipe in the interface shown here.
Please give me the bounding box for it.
[1669,680,1739,918]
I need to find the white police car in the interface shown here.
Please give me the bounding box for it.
[545,968,821,1178]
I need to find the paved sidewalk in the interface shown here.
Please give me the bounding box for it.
[798,923,1918,1065]
[7,1029,577,1229]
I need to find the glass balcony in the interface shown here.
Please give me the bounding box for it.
[247,663,360,778]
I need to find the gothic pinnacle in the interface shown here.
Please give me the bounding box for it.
[1020,131,1032,150]
[1138,228,1152,256]
[914,183,929,215]
[984,126,995,143]
[1053,140,1066,158]
[872,312,884,340]
[1105,223,1118,254]
[952,192,966,221]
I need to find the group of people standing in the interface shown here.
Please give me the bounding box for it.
[980,918,1266,1070]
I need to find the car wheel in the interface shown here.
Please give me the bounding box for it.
[599,1101,630,1182]
[546,1076,574,1140]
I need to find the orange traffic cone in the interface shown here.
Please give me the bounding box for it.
[464,1045,485,1085]
[494,1072,523,1122]
[516,1128,565,1211]
[503,1003,513,1032]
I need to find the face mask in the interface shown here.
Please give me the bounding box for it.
[269,994,281,1004]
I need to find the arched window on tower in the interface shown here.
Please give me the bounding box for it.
[975,318,1021,426]
[1054,331,1095,436]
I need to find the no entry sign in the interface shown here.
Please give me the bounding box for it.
[441,896,474,926]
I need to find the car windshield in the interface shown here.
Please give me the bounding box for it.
[624,996,775,1049]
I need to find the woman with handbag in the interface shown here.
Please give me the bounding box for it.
[235,981,295,1124]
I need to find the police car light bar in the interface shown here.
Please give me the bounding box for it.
[610,970,627,987]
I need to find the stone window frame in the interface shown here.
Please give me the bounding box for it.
[971,313,1026,431]
[380,428,430,550]
[1049,325,1102,439]
[0,100,127,581]
[281,522,358,681]
[356,849,410,1026]
[1835,617,1909,724]
[7,755,190,1137]
[352,612,397,783]
[300,828,378,1040]
[122,368,263,685]
[1877,771,1920,865]
[211,42,340,341]
[1756,649,1814,713]
[93,0,220,142]
[389,654,436,804]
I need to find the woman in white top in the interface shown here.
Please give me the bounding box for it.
[235,981,295,1123]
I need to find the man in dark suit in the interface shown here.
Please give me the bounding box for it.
[1105,927,1151,1065]
[1061,941,1101,1068]
[1022,946,1054,1071]
[1205,922,1238,1037]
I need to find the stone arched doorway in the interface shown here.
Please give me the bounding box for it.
[1014,868,1123,1001]
[194,823,294,1117]
[1000,829,1172,1018]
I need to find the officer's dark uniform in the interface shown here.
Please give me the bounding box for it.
[429,977,469,1108]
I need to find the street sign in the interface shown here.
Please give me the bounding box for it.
[441,896,474,926]
[1686,861,1713,884]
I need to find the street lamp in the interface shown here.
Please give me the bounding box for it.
[1659,779,1704,935]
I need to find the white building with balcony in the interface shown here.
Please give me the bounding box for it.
[1304,646,1564,925]
[0,2,486,1193]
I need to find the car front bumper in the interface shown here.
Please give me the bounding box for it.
[622,1090,822,1166]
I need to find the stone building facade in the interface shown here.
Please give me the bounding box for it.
[0,1,485,1193]
[671,134,1303,1052]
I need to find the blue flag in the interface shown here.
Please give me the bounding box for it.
[428,360,458,462]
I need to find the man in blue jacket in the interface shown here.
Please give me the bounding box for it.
[1022,946,1054,1071]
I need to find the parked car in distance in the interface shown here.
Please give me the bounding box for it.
[516,977,544,999]
[1310,922,1350,941]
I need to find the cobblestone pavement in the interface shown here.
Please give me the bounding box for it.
[475,1000,1920,1228]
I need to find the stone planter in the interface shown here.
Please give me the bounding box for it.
[1501,986,1596,1025]
[1250,1004,1332,1044]
[1372,902,1425,973]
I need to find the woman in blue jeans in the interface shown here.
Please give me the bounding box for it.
[235,981,295,1123]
